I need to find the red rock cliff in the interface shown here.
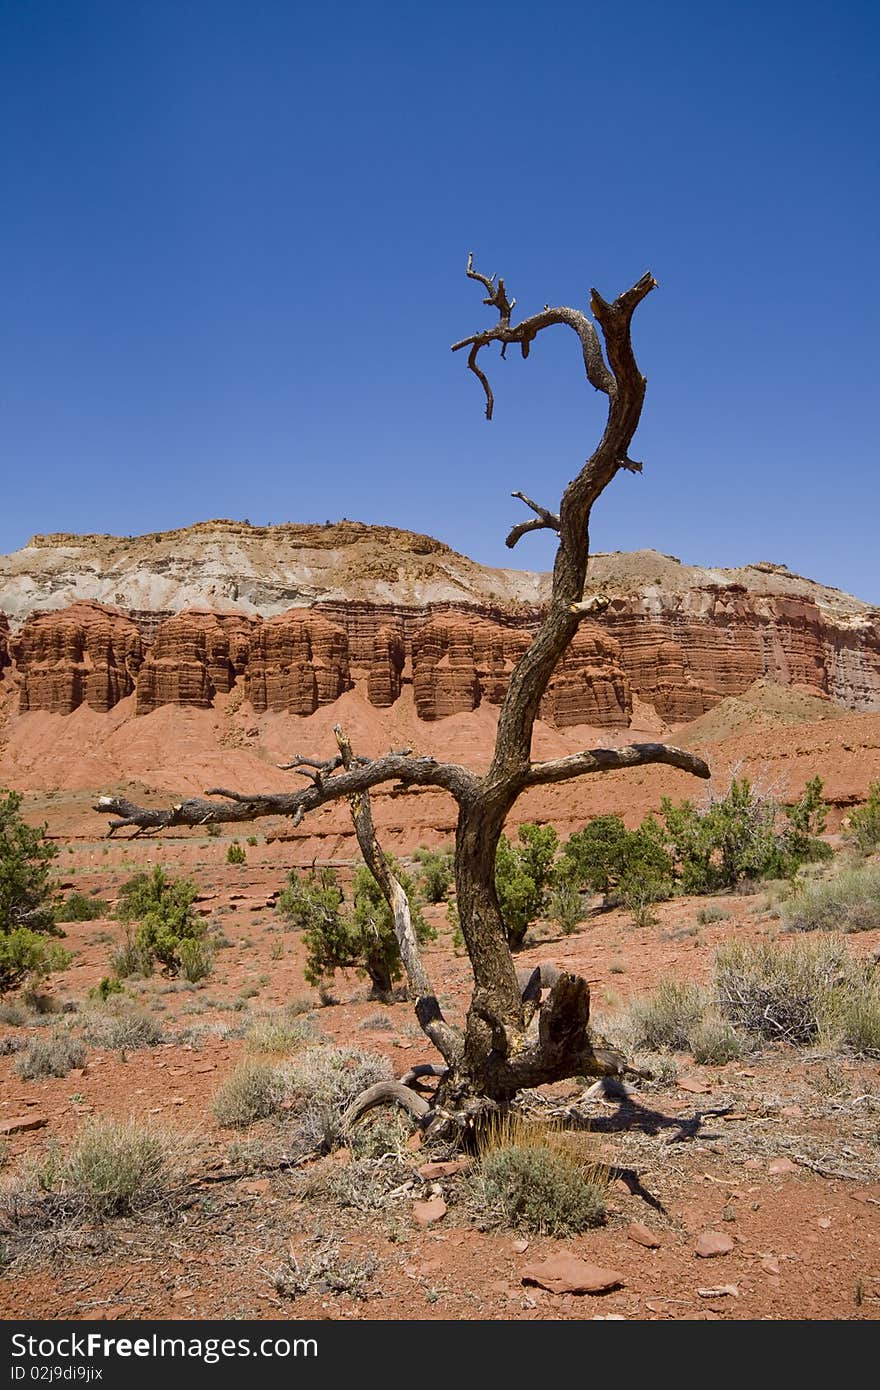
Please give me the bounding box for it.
[246,612,352,714]
[11,602,142,714]
[136,611,255,714]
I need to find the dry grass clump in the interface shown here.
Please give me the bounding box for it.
[468,1114,608,1236]
[273,1241,378,1300]
[245,1010,316,1055]
[714,935,879,1051]
[688,1014,744,1065]
[626,979,707,1052]
[31,1118,178,1219]
[783,864,880,935]
[318,1154,415,1211]
[14,1031,86,1080]
[212,1045,392,1141]
[79,1008,163,1050]
[212,1061,289,1128]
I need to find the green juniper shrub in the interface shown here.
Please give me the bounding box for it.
[846,781,880,855]
[89,976,124,1003]
[412,846,454,903]
[559,815,674,919]
[660,776,831,894]
[495,823,558,950]
[279,863,433,999]
[559,816,629,901]
[0,790,70,994]
[56,892,111,923]
[226,842,246,865]
[115,867,206,976]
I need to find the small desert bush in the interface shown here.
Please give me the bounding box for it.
[35,1118,174,1218]
[627,979,706,1052]
[14,1031,86,1080]
[688,1014,744,1065]
[358,1012,394,1031]
[470,1117,606,1236]
[212,1061,289,1128]
[547,875,584,935]
[320,1153,415,1210]
[412,846,454,903]
[846,782,880,854]
[111,928,154,980]
[56,893,110,923]
[89,976,124,1003]
[80,1008,162,1050]
[288,1045,392,1114]
[783,865,880,935]
[115,867,206,976]
[714,936,859,1046]
[347,1108,412,1160]
[0,1000,30,1026]
[245,1011,314,1055]
[226,842,246,865]
[286,1046,393,1154]
[828,988,880,1056]
[273,1242,378,1300]
[178,938,214,983]
[696,904,731,925]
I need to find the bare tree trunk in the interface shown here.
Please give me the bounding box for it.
[94,258,712,1122]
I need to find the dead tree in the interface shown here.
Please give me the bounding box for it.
[94,257,710,1124]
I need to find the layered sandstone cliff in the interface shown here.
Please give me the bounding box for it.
[1,523,879,727]
[136,611,254,714]
[246,611,352,715]
[9,602,142,714]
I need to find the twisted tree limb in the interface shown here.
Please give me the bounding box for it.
[332,726,463,1068]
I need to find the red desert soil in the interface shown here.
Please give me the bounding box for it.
[0,697,878,1321]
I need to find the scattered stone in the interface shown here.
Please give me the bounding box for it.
[406,1130,423,1152]
[413,1197,447,1226]
[417,1158,472,1180]
[697,1285,738,1298]
[679,1074,710,1094]
[760,1258,780,1275]
[239,1178,271,1195]
[512,1238,529,1254]
[521,1254,624,1295]
[695,1230,734,1258]
[817,1216,832,1229]
[0,1115,48,1136]
[768,1156,798,1175]
[628,1221,661,1249]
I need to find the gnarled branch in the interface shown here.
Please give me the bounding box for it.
[505,490,562,550]
[452,257,616,419]
[524,743,711,788]
[94,752,479,837]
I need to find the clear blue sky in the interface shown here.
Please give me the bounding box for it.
[2,1,878,601]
